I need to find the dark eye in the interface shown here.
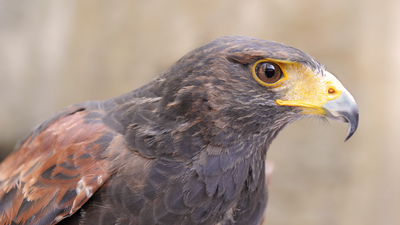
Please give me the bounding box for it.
[255,62,282,84]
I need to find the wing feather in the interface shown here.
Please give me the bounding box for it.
[0,107,114,225]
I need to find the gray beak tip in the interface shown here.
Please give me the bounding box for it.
[343,110,359,142]
[323,89,359,142]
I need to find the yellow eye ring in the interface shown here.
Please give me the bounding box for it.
[252,59,287,86]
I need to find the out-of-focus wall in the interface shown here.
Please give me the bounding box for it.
[0,0,399,224]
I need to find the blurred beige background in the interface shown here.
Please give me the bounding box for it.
[0,0,399,224]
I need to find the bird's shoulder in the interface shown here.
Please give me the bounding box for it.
[0,101,128,224]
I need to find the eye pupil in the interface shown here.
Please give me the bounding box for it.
[254,62,282,84]
[265,65,276,78]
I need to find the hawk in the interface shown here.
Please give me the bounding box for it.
[0,36,358,225]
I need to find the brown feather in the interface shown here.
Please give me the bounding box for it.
[0,109,113,224]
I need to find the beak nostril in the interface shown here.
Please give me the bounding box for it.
[328,88,336,94]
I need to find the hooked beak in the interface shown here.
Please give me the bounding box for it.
[275,67,359,141]
[322,88,359,141]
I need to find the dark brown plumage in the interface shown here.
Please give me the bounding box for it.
[0,36,358,225]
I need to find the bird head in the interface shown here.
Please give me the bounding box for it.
[154,36,358,143]
[129,36,359,162]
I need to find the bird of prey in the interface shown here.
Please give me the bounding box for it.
[0,36,358,225]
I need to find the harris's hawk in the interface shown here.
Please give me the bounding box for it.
[0,36,358,225]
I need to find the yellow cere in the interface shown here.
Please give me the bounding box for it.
[252,58,344,116]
